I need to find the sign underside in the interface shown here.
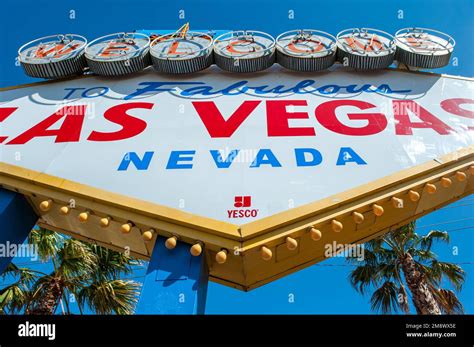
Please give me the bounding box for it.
[0,64,473,290]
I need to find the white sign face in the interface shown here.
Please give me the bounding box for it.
[0,65,473,223]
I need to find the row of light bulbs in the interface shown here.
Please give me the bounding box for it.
[37,167,471,264]
[37,199,228,263]
[258,168,471,261]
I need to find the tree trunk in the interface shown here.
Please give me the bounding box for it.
[26,278,63,315]
[401,253,441,315]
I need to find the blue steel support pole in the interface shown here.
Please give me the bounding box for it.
[136,236,208,314]
[0,189,38,274]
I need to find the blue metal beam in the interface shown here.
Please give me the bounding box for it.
[136,237,208,314]
[0,189,38,274]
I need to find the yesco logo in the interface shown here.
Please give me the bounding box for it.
[234,195,251,208]
[228,196,258,218]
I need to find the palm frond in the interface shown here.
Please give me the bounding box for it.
[350,241,397,266]
[28,274,56,302]
[0,284,31,314]
[419,230,449,251]
[431,287,464,314]
[4,229,144,315]
[378,263,400,282]
[388,222,417,252]
[28,228,64,262]
[370,281,400,314]
[1,263,39,287]
[57,239,98,280]
[77,280,141,315]
[409,248,437,262]
[372,247,398,265]
[348,264,381,294]
[1,263,20,279]
[87,244,141,281]
[428,260,465,291]
[347,221,467,315]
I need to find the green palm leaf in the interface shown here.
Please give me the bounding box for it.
[370,281,400,314]
[57,239,98,280]
[77,280,141,315]
[419,230,449,251]
[28,227,64,262]
[431,287,464,314]
[347,221,465,315]
[349,264,381,294]
[88,244,141,281]
[0,284,31,314]
[2,228,143,315]
[428,260,465,291]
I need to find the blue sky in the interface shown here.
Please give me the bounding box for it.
[1,0,473,314]
[1,0,473,86]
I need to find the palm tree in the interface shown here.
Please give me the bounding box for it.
[347,222,465,314]
[0,227,142,315]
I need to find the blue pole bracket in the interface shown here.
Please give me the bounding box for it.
[136,236,209,314]
[0,188,38,274]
